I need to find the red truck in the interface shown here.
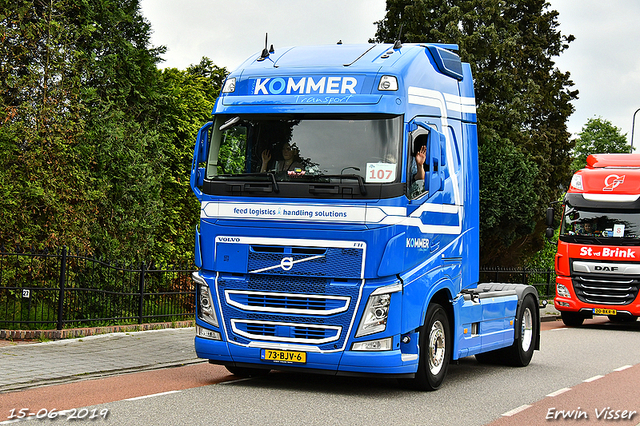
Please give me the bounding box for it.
[549,154,640,326]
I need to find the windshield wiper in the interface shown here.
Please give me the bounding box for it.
[215,172,279,193]
[318,174,367,195]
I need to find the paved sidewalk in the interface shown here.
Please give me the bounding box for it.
[0,328,202,393]
[0,304,560,394]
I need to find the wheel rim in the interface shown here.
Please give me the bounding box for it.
[521,307,533,352]
[428,320,446,375]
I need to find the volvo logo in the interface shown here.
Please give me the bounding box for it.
[280,257,294,271]
[249,253,326,274]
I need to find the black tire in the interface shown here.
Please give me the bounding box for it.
[401,303,451,391]
[501,295,538,367]
[608,315,637,323]
[475,295,538,367]
[561,311,584,327]
[224,365,270,378]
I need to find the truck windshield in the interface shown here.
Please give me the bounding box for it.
[560,201,640,243]
[205,114,402,189]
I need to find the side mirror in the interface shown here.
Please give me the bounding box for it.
[190,121,213,199]
[545,227,555,239]
[428,129,447,194]
[545,206,554,228]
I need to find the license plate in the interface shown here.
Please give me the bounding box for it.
[594,308,617,315]
[261,349,306,364]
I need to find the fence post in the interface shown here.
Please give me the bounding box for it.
[138,262,145,324]
[57,246,67,330]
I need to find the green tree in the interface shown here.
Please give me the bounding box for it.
[571,117,630,171]
[1,1,227,266]
[372,0,578,266]
[152,58,227,263]
[0,0,92,249]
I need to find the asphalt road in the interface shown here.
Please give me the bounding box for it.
[3,317,640,426]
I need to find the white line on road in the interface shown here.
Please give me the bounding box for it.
[547,387,571,397]
[502,405,532,417]
[583,375,604,383]
[125,390,181,401]
[614,365,632,372]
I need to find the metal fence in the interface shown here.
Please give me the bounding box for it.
[0,247,195,330]
[0,246,556,330]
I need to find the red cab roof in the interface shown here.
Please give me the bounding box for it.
[572,154,640,195]
[586,153,640,168]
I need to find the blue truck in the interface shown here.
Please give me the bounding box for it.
[190,42,540,390]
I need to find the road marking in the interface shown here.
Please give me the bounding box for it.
[583,375,604,383]
[547,387,571,397]
[551,328,569,331]
[125,390,181,401]
[218,377,254,385]
[614,365,632,372]
[502,405,531,417]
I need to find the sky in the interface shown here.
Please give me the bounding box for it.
[139,0,640,145]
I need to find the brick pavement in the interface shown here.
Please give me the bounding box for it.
[0,328,202,393]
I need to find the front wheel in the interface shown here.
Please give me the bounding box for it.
[401,303,451,391]
[561,311,584,327]
[608,315,637,323]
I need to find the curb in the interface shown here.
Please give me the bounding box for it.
[541,314,560,322]
[0,358,206,394]
[0,320,194,342]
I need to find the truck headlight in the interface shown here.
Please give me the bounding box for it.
[222,77,236,93]
[193,272,219,327]
[352,337,392,351]
[378,75,398,91]
[355,282,401,337]
[557,284,571,298]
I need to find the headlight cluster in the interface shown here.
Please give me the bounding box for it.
[193,272,218,327]
[355,282,401,338]
[557,283,571,298]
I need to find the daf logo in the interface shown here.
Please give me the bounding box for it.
[594,265,619,272]
[280,257,294,271]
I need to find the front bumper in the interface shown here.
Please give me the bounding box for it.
[194,333,418,377]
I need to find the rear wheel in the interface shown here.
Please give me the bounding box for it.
[502,295,537,366]
[561,311,584,327]
[401,303,450,391]
[475,294,538,366]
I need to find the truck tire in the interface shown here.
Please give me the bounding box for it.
[401,303,451,391]
[561,311,584,327]
[502,294,538,366]
[475,294,538,367]
[608,315,637,323]
[224,365,270,377]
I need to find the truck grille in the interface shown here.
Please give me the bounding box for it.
[225,290,350,315]
[214,238,366,351]
[231,319,341,344]
[572,274,640,305]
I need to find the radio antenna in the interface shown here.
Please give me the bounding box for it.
[259,33,270,60]
[393,23,404,49]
